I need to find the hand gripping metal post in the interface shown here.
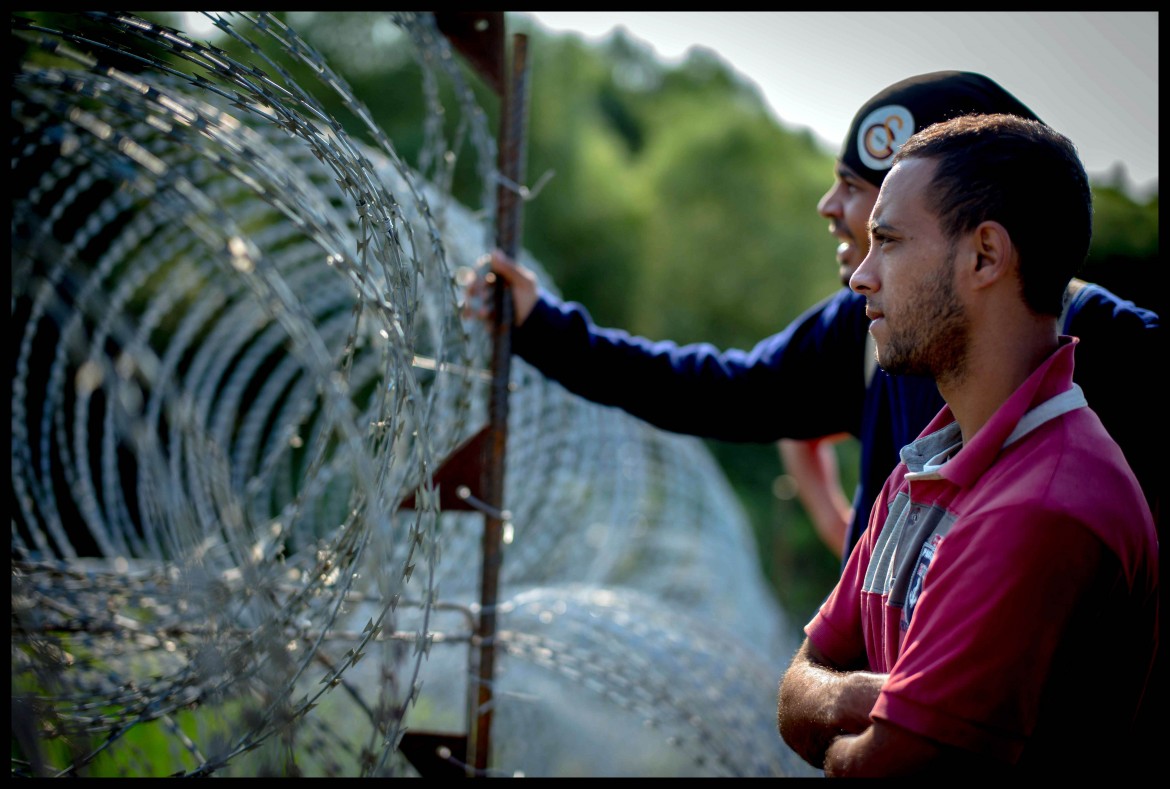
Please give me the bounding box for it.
[397,12,530,778]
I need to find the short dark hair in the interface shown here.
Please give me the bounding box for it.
[892,113,1091,316]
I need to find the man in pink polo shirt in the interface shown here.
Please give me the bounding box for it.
[776,114,1158,776]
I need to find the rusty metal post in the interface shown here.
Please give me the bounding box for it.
[468,31,529,777]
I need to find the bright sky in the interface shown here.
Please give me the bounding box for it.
[522,11,1159,200]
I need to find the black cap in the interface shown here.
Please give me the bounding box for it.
[841,71,1043,187]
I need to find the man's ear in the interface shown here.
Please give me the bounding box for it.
[968,220,1014,288]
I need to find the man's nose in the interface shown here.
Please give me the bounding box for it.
[817,184,841,218]
[849,252,877,294]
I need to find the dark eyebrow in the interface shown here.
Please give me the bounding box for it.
[867,219,901,243]
[836,164,861,182]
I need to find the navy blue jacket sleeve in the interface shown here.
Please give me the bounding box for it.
[1065,283,1164,524]
[511,287,872,443]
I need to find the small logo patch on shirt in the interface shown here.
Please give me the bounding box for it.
[901,532,943,630]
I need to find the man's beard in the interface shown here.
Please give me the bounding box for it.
[877,247,969,381]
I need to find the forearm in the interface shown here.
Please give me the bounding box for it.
[824,723,923,777]
[823,720,1001,777]
[779,437,852,558]
[777,640,885,768]
[512,288,872,442]
[513,294,779,440]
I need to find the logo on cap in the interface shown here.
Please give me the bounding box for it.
[857,104,916,172]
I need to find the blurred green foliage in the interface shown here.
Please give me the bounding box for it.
[132,10,1163,627]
